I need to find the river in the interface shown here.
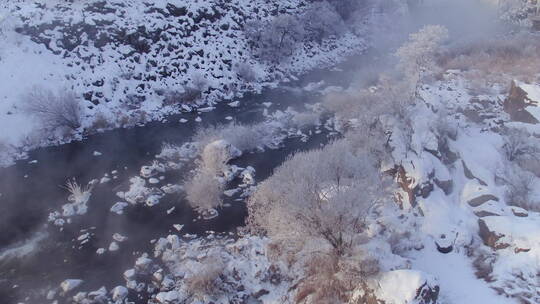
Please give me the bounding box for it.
[0,53,373,304]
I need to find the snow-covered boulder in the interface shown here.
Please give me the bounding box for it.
[111,286,128,302]
[203,140,242,162]
[479,215,540,252]
[60,279,84,294]
[155,290,184,303]
[373,270,439,304]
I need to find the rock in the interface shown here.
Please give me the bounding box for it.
[140,162,165,178]
[156,290,182,303]
[46,290,56,300]
[109,241,120,251]
[88,287,107,301]
[228,100,240,107]
[374,270,439,304]
[111,286,128,302]
[253,289,269,299]
[504,80,540,124]
[467,194,499,207]
[435,234,453,254]
[434,178,453,195]
[123,269,136,280]
[478,218,510,250]
[510,206,528,217]
[161,184,183,194]
[112,233,127,242]
[60,279,84,294]
[135,255,152,271]
[474,210,500,217]
[461,161,487,186]
[110,202,129,215]
[173,224,184,232]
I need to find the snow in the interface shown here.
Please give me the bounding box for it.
[375,270,436,304]
[0,231,48,261]
[411,243,516,304]
[110,202,129,215]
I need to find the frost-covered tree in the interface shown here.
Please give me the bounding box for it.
[497,0,535,25]
[248,139,388,256]
[185,169,224,211]
[22,86,82,131]
[395,25,449,98]
[302,1,345,43]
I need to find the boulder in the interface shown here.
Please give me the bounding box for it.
[504,81,540,124]
[478,218,510,250]
[374,270,439,304]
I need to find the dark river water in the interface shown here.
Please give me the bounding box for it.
[0,53,373,304]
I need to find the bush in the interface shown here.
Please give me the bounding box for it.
[185,255,224,300]
[87,111,113,132]
[162,89,185,106]
[184,169,224,211]
[440,34,540,85]
[22,86,82,131]
[502,164,537,211]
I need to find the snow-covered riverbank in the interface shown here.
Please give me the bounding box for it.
[0,0,370,167]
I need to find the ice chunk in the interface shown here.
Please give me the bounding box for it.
[60,279,83,293]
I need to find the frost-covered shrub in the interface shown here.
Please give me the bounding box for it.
[185,255,225,300]
[22,86,82,131]
[502,164,537,211]
[498,0,534,26]
[180,87,203,104]
[502,128,534,162]
[184,169,224,211]
[162,89,185,106]
[87,111,113,132]
[63,179,93,206]
[396,25,449,97]
[248,139,388,256]
[440,34,540,85]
